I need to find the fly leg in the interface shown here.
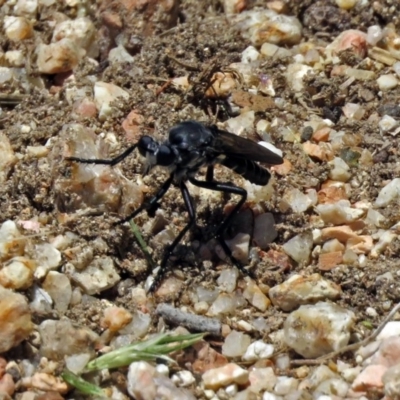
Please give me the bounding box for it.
[65,144,138,166]
[189,177,254,278]
[149,181,196,293]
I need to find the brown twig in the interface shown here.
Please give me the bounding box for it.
[156,303,222,336]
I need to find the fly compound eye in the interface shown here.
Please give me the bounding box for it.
[138,136,158,157]
[157,145,174,166]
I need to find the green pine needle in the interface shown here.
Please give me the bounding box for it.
[129,220,155,268]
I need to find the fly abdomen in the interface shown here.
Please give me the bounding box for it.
[220,156,271,186]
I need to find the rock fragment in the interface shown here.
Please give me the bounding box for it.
[284,302,355,358]
[69,256,120,295]
[39,318,98,360]
[36,39,84,74]
[282,232,313,264]
[202,363,249,390]
[269,274,342,311]
[0,286,33,353]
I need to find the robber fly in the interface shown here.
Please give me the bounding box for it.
[66,120,283,292]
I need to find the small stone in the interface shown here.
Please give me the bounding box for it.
[22,373,68,394]
[286,63,313,92]
[328,157,351,182]
[171,371,195,387]
[242,280,271,311]
[260,42,292,58]
[202,363,249,390]
[258,74,276,96]
[383,363,400,398]
[194,301,209,314]
[394,61,400,78]
[0,286,33,353]
[224,233,250,263]
[312,127,330,142]
[249,367,277,393]
[377,74,398,91]
[65,354,91,375]
[284,302,355,358]
[101,306,132,333]
[282,231,313,264]
[242,341,274,361]
[222,331,251,358]
[377,321,400,340]
[217,268,239,293]
[367,25,384,46]
[370,231,397,258]
[318,251,343,271]
[42,271,72,313]
[322,239,345,253]
[342,103,365,120]
[36,39,84,74]
[0,257,35,290]
[154,276,184,301]
[352,365,386,391]
[3,16,33,41]
[282,188,317,213]
[346,68,376,81]
[225,111,255,135]
[303,141,333,161]
[122,110,145,142]
[274,376,299,395]
[120,311,151,339]
[0,133,17,185]
[317,185,348,204]
[335,0,358,10]
[305,365,339,389]
[225,383,238,397]
[234,9,302,46]
[72,97,97,119]
[33,243,62,278]
[265,249,292,271]
[272,159,292,175]
[314,377,349,397]
[375,178,400,207]
[325,30,367,59]
[0,220,25,261]
[321,225,358,243]
[366,336,400,368]
[269,274,342,311]
[316,200,365,225]
[5,50,25,67]
[346,235,373,254]
[190,342,228,374]
[94,82,129,121]
[14,0,38,15]
[39,318,98,360]
[0,373,15,397]
[379,115,399,134]
[29,286,53,315]
[52,17,99,58]
[197,287,219,304]
[223,0,247,14]
[26,145,49,158]
[64,245,93,270]
[70,256,120,295]
[208,293,246,316]
[241,46,260,63]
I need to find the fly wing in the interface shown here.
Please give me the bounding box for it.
[211,127,283,165]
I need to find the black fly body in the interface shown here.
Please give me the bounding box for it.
[66,120,283,292]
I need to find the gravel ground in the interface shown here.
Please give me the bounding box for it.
[2,0,400,399]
